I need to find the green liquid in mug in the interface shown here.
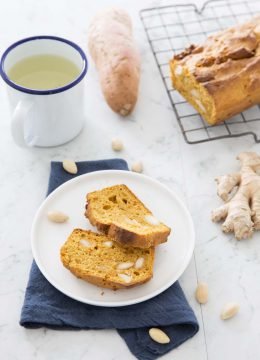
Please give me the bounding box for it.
[8,54,81,90]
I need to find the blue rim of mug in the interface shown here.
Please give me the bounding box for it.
[0,35,88,95]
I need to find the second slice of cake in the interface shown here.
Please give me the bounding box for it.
[60,229,154,290]
[85,184,171,248]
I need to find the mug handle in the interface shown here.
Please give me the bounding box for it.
[11,99,36,147]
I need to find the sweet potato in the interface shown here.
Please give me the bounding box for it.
[88,8,140,116]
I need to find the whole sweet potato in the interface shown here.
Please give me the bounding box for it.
[88,8,140,116]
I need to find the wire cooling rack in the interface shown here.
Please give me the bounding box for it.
[140,0,260,144]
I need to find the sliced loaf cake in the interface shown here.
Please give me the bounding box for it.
[60,229,155,290]
[85,184,171,248]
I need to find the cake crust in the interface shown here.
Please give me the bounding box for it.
[85,184,171,248]
[170,16,260,124]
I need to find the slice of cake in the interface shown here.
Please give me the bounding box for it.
[60,229,155,290]
[85,184,171,248]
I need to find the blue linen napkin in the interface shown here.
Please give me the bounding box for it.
[20,159,199,360]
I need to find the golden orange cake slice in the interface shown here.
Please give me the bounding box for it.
[60,229,155,290]
[85,184,171,248]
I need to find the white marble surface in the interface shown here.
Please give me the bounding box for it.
[1,0,260,359]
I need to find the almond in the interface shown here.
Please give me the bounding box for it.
[117,262,134,270]
[62,159,78,174]
[131,161,143,173]
[47,211,69,223]
[135,257,144,269]
[118,273,132,283]
[149,328,170,344]
[221,302,240,320]
[103,240,113,248]
[195,282,208,304]
[112,138,124,152]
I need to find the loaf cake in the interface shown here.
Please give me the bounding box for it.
[170,16,260,125]
[60,229,155,290]
[85,184,171,248]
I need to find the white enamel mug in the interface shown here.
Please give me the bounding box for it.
[0,36,87,147]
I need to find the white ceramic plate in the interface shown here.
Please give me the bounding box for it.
[31,170,195,307]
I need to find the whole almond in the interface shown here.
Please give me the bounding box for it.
[117,262,134,270]
[112,138,124,152]
[131,161,143,173]
[62,159,78,174]
[47,211,69,223]
[103,240,113,248]
[221,302,240,320]
[149,328,170,344]
[118,273,132,283]
[135,257,144,269]
[195,282,208,304]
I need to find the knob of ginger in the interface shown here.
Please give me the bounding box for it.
[212,152,260,239]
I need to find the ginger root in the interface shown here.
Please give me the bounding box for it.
[211,152,260,239]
